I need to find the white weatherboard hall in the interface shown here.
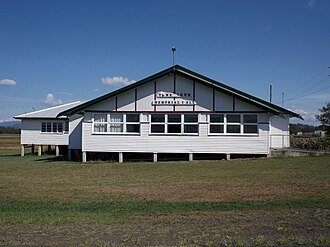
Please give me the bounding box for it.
[55,65,302,162]
[15,101,83,157]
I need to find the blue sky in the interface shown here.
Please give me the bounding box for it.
[0,0,329,125]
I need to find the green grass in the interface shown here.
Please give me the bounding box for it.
[0,150,329,245]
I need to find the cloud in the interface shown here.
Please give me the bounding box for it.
[308,0,316,7]
[44,93,62,106]
[92,88,100,92]
[0,79,16,86]
[288,106,319,125]
[101,76,136,86]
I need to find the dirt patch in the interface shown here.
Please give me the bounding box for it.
[1,208,329,246]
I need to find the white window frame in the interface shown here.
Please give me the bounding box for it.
[41,121,67,134]
[208,113,259,136]
[149,113,199,135]
[92,113,141,135]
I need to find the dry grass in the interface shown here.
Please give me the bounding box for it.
[0,134,20,150]
[0,149,329,246]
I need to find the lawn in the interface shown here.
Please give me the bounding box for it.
[0,147,329,246]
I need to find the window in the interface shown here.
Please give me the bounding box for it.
[41,121,66,134]
[150,114,198,135]
[151,114,165,133]
[64,121,69,133]
[208,114,258,135]
[243,114,258,134]
[94,113,107,133]
[226,114,241,133]
[126,114,140,133]
[209,114,224,133]
[184,114,198,134]
[93,113,140,134]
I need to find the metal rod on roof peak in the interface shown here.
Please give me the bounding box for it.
[269,82,273,103]
[172,46,176,66]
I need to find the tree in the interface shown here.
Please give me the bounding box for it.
[315,102,330,134]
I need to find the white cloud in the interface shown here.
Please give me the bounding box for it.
[92,88,100,92]
[0,79,16,86]
[308,0,316,7]
[288,106,319,125]
[101,76,136,86]
[44,93,62,106]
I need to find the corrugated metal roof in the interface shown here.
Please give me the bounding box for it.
[14,101,83,119]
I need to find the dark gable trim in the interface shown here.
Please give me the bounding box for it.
[58,65,302,119]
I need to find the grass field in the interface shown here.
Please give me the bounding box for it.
[0,138,329,246]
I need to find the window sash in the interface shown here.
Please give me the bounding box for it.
[93,113,140,134]
[209,114,258,135]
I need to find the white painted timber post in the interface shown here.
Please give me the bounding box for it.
[38,145,42,156]
[189,153,193,161]
[20,145,25,157]
[153,152,158,163]
[226,153,231,160]
[119,152,123,163]
[55,145,60,156]
[82,151,87,163]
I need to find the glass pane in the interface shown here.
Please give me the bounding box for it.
[227,125,241,133]
[151,124,165,133]
[168,124,181,133]
[244,125,258,134]
[94,123,107,132]
[65,122,69,132]
[210,124,224,133]
[210,114,224,123]
[109,123,123,132]
[243,115,257,123]
[58,123,63,132]
[52,122,58,132]
[126,114,140,122]
[184,114,198,123]
[127,124,140,133]
[41,122,46,132]
[184,124,198,133]
[227,114,240,123]
[151,114,165,123]
[94,113,107,122]
[47,123,52,132]
[110,114,123,123]
[168,114,181,123]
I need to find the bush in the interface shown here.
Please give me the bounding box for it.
[291,137,330,151]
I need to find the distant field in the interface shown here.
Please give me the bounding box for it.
[0,150,329,246]
[0,134,20,150]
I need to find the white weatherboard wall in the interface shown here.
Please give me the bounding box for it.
[21,119,69,145]
[20,115,83,146]
[81,74,271,155]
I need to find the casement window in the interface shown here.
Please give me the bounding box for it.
[243,114,258,134]
[209,114,224,133]
[150,114,198,135]
[41,121,67,134]
[208,114,258,135]
[93,113,140,134]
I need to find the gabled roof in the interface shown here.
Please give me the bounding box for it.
[58,65,303,119]
[15,101,83,119]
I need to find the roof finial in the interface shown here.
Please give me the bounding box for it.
[171,46,176,66]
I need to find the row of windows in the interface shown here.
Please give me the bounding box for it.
[41,122,69,133]
[92,113,258,135]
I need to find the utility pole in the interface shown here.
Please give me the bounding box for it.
[282,92,284,107]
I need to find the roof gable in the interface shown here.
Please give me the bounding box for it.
[58,65,302,119]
